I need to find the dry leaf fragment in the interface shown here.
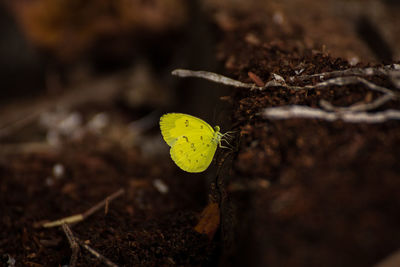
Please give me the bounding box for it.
[194,202,220,240]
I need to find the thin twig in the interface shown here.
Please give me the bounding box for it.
[173,68,399,119]
[264,76,396,95]
[40,188,124,228]
[61,223,119,267]
[76,238,119,267]
[262,105,400,123]
[172,69,261,89]
[62,223,80,267]
[290,64,400,82]
[319,94,395,112]
[82,188,124,219]
[171,68,397,96]
[298,76,396,95]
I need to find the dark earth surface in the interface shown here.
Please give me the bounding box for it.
[1,0,400,266]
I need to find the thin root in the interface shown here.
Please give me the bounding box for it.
[38,189,124,228]
[62,223,80,267]
[61,223,118,267]
[262,105,400,123]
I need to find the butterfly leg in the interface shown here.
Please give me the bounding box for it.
[222,131,236,137]
[221,131,236,143]
[219,138,234,150]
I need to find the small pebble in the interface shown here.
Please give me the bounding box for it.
[273,73,285,82]
[87,112,109,132]
[46,130,60,147]
[5,254,16,267]
[153,179,169,194]
[294,68,304,75]
[53,163,65,179]
[349,57,359,66]
[273,12,284,25]
[45,177,54,187]
[59,112,82,135]
[365,68,374,75]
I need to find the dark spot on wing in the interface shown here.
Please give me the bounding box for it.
[185,120,189,127]
[183,136,189,142]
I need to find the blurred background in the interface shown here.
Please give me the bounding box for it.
[1,0,400,266]
[0,0,235,155]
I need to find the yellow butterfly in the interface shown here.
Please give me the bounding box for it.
[160,113,230,173]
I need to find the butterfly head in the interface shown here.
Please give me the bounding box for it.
[212,125,223,145]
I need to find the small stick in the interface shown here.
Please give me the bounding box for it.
[41,188,124,228]
[172,68,399,122]
[172,69,261,89]
[290,64,400,81]
[262,105,400,123]
[300,76,396,95]
[262,76,396,95]
[62,223,80,267]
[62,223,119,267]
[76,238,119,267]
[81,188,124,219]
[172,69,397,96]
[319,94,395,112]
[42,214,85,228]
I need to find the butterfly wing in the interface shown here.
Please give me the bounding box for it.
[160,113,218,173]
[170,132,218,173]
[160,113,215,146]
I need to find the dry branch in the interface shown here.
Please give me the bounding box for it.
[319,94,395,112]
[262,105,400,123]
[62,223,118,267]
[62,223,80,267]
[290,64,400,81]
[39,188,124,228]
[298,76,396,95]
[76,239,119,267]
[173,68,400,124]
[171,68,398,95]
[172,69,261,89]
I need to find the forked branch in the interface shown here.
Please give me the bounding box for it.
[172,67,400,123]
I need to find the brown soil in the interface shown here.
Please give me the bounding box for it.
[1,0,400,266]
[1,134,214,266]
[214,1,400,266]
